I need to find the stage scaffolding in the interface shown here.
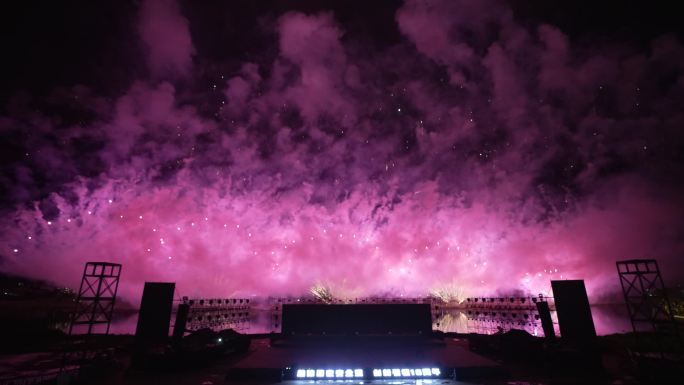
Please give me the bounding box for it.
[69,262,121,335]
[617,259,682,360]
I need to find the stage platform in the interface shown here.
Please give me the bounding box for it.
[226,336,502,382]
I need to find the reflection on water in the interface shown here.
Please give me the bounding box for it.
[105,303,633,336]
[432,304,631,336]
[435,309,550,336]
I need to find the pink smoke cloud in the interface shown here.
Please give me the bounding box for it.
[1,1,683,306]
[138,0,195,78]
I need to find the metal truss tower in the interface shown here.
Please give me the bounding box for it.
[617,259,676,332]
[617,259,682,360]
[69,262,121,335]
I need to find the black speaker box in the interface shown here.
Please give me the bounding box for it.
[281,303,432,336]
[135,282,175,344]
[551,280,596,343]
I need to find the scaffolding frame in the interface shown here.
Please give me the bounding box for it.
[69,262,121,335]
[617,259,682,361]
[617,259,676,331]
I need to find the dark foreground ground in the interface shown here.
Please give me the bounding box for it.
[1,329,683,385]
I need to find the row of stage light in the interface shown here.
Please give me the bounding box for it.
[467,310,540,319]
[464,296,548,304]
[187,312,250,322]
[291,368,442,379]
[183,297,251,307]
[182,297,252,332]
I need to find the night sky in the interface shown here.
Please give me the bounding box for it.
[1,0,683,302]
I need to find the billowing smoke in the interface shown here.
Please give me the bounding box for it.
[1,0,683,303]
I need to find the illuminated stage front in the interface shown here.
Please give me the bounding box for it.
[226,303,501,382]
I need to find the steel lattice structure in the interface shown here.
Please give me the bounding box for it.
[617,259,683,361]
[183,297,252,332]
[69,262,121,335]
[617,259,676,332]
[463,296,554,336]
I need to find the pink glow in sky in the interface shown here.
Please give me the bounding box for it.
[1,0,683,304]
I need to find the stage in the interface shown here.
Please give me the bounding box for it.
[227,336,502,382]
